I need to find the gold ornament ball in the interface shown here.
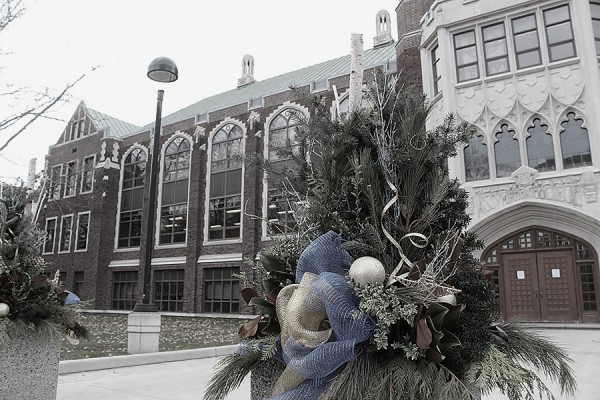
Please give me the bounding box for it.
[349,256,386,287]
[0,302,9,318]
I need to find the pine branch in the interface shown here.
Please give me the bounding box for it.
[203,350,262,400]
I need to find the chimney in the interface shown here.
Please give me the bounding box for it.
[238,55,255,87]
[374,10,393,47]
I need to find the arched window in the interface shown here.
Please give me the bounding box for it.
[209,124,243,240]
[267,109,303,234]
[463,134,489,181]
[526,118,555,172]
[159,137,190,245]
[494,124,520,178]
[560,112,593,169]
[118,148,146,248]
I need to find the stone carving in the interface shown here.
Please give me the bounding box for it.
[549,65,583,106]
[111,142,120,163]
[516,73,548,112]
[456,86,484,123]
[486,79,516,117]
[100,142,106,161]
[511,166,539,189]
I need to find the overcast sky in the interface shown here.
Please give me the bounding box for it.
[0,0,399,183]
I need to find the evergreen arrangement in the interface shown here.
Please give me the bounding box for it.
[0,185,89,347]
[204,75,576,400]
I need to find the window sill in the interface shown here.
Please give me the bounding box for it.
[114,247,140,253]
[155,243,187,250]
[57,250,71,254]
[74,249,88,253]
[203,239,243,246]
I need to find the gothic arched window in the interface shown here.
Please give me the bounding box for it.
[494,124,521,178]
[267,109,303,234]
[560,112,593,169]
[118,148,146,248]
[209,124,243,240]
[526,118,555,172]
[464,134,490,181]
[159,137,190,245]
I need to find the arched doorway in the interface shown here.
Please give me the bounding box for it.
[483,227,599,322]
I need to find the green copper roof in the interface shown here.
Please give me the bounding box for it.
[87,108,141,139]
[137,42,396,133]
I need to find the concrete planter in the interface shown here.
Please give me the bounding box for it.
[0,328,61,400]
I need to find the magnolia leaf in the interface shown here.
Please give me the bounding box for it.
[416,318,432,349]
[265,290,278,305]
[426,315,444,345]
[425,302,448,329]
[438,330,461,354]
[262,278,279,294]
[239,315,261,338]
[260,252,282,272]
[438,302,465,329]
[241,288,259,305]
[249,297,276,316]
[259,317,280,336]
[426,347,444,363]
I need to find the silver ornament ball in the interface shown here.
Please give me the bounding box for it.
[0,302,9,318]
[349,256,386,287]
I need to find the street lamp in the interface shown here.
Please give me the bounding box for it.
[133,57,179,312]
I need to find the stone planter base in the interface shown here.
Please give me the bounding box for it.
[0,328,61,400]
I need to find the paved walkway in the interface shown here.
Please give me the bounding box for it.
[57,327,599,400]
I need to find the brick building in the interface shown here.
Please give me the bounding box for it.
[39,0,600,323]
[38,10,399,314]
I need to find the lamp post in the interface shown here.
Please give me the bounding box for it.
[133,57,179,313]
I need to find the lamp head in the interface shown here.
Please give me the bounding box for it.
[147,57,178,83]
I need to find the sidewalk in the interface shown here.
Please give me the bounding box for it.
[57,327,599,400]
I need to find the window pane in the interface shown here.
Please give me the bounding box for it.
[494,125,521,178]
[526,119,556,172]
[546,22,573,45]
[514,31,540,52]
[548,42,576,62]
[482,23,505,41]
[458,65,479,82]
[455,31,476,47]
[456,47,478,65]
[543,5,569,26]
[517,50,542,69]
[464,134,490,181]
[560,113,593,169]
[512,14,536,34]
[487,59,510,75]
[484,39,508,59]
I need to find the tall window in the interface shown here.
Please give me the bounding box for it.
[464,134,490,181]
[49,165,62,200]
[543,5,576,62]
[73,271,84,298]
[431,45,441,95]
[560,112,593,169]
[482,23,509,76]
[494,124,521,178]
[526,119,555,172]
[591,2,600,55]
[64,161,77,197]
[203,266,240,313]
[69,119,84,141]
[58,215,73,252]
[43,218,57,254]
[454,30,479,82]
[512,14,542,69]
[209,124,243,241]
[267,109,302,234]
[75,212,90,251]
[154,269,184,311]
[118,148,146,248]
[81,155,95,193]
[160,137,190,245]
[112,271,138,310]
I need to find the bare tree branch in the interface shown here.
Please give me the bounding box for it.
[0,73,87,153]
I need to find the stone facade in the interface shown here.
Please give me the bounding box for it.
[419,0,600,322]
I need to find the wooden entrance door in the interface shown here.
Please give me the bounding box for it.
[503,251,577,321]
